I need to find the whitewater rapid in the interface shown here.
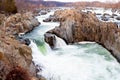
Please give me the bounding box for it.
[24,8,120,80]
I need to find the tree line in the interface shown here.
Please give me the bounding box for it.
[65,1,120,9]
[0,0,17,14]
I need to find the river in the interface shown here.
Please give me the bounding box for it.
[23,8,120,80]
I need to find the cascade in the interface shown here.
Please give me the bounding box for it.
[55,36,67,48]
[24,8,120,80]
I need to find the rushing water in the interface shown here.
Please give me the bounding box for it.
[82,7,120,27]
[55,36,67,48]
[24,8,120,80]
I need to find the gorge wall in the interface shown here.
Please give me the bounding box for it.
[45,9,120,62]
[0,12,40,80]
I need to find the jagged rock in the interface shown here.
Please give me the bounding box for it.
[111,14,118,18]
[96,13,102,15]
[43,14,63,22]
[114,22,120,28]
[43,18,52,22]
[40,11,47,15]
[0,11,40,80]
[116,16,120,20]
[0,36,36,80]
[45,9,120,62]
[101,16,109,21]
[103,13,111,16]
[4,12,40,36]
[24,38,31,45]
[31,18,40,27]
[87,11,92,14]
[44,33,56,49]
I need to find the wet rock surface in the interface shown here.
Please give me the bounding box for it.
[101,16,109,21]
[45,9,120,62]
[44,33,56,49]
[116,16,120,20]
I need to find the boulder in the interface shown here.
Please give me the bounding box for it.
[0,11,40,80]
[101,16,109,21]
[4,12,40,36]
[24,38,31,45]
[116,16,120,20]
[43,14,62,22]
[40,11,47,15]
[103,13,111,16]
[113,14,118,16]
[96,13,102,15]
[0,36,36,80]
[31,18,40,27]
[44,33,56,49]
[45,9,120,62]
[43,18,52,22]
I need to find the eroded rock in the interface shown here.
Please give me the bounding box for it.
[0,36,36,80]
[44,33,56,49]
[116,16,120,20]
[45,9,120,62]
[4,12,40,36]
[0,12,40,80]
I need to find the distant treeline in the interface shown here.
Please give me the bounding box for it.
[66,1,120,9]
[1,0,120,14]
[0,0,17,13]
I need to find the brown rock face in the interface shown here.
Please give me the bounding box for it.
[45,9,120,62]
[44,33,56,49]
[0,12,40,80]
[4,12,40,36]
[0,36,37,80]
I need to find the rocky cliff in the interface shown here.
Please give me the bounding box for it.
[3,12,40,36]
[0,12,40,80]
[0,36,36,80]
[45,9,120,62]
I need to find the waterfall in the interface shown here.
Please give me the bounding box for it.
[30,40,120,80]
[55,36,67,48]
[29,40,44,57]
[45,42,52,52]
[25,9,120,80]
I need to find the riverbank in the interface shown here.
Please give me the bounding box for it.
[0,11,40,80]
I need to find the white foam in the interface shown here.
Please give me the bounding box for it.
[28,8,120,80]
[78,41,96,44]
[31,41,120,80]
[55,36,67,48]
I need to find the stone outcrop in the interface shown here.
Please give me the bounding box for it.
[43,15,64,22]
[44,33,56,49]
[43,10,67,22]
[0,36,37,80]
[0,13,6,25]
[45,9,120,62]
[0,12,40,80]
[116,16,120,20]
[4,12,40,36]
